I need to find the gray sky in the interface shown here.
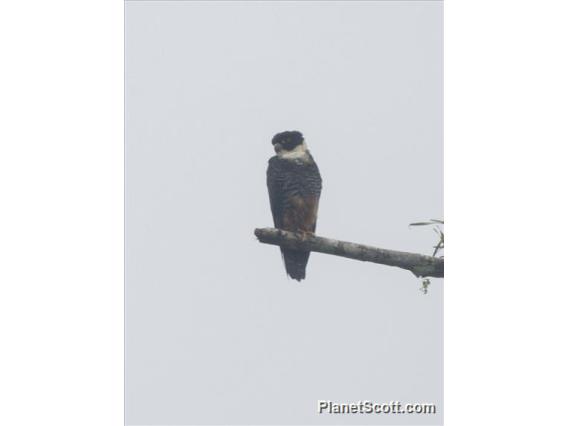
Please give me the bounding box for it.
[126,1,443,425]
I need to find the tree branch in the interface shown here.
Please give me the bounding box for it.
[254,227,444,278]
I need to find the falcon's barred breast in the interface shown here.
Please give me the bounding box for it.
[266,131,322,281]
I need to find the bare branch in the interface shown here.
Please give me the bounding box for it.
[254,228,444,278]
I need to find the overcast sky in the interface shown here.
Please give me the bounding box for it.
[126,1,443,425]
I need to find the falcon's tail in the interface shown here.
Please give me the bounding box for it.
[281,248,310,281]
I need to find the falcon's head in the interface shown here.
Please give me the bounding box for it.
[272,131,306,157]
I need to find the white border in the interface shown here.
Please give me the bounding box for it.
[446,1,568,425]
[0,1,123,425]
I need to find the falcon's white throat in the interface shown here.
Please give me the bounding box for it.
[278,141,309,160]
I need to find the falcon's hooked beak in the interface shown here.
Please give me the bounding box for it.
[273,142,283,153]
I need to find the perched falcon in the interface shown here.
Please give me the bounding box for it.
[266,131,322,281]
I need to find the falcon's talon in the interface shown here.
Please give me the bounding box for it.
[297,231,314,241]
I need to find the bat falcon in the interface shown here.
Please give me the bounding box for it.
[266,131,322,281]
